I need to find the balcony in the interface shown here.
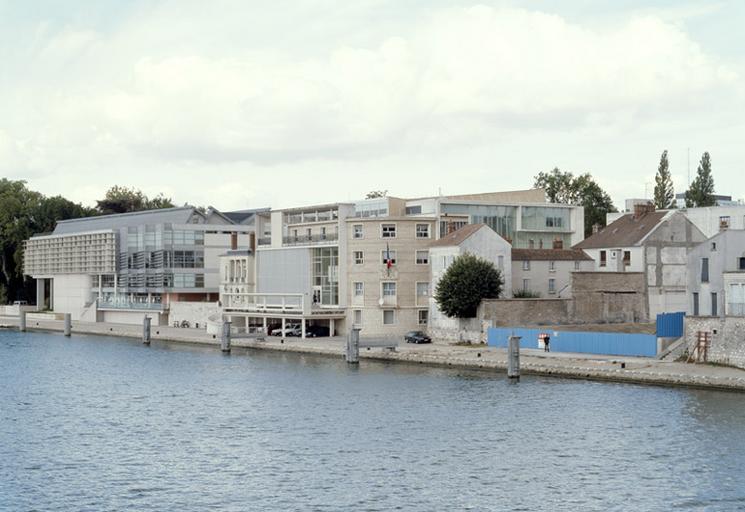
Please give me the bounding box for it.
[257,237,272,246]
[96,298,168,311]
[283,233,338,246]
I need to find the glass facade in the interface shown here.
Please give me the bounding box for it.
[521,207,571,231]
[440,204,517,241]
[312,247,339,305]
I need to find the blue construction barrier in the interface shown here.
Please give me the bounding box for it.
[656,312,685,338]
[487,327,657,357]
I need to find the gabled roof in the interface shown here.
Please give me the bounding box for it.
[574,211,670,250]
[512,248,593,261]
[429,223,488,247]
[222,207,271,224]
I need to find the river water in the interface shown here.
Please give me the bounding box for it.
[2,331,745,511]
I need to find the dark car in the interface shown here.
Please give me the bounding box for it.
[306,325,330,338]
[404,331,431,344]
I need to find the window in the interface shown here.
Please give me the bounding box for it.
[548,278,556,294]
[522,279,530,291]
[720,216,731,229]
[418,310,428,325]
[549,261,556,272]
[383,310,395,325]
[416,282,429,297]
[354,251,364,265]
[600,250,607,267]
[574,261,580,271]
[416,250,429,264]
[382,282,397,296]
[711,242,717,251]
[353,225,363,239]
[354,282,364,296]
[381,224,396,238]
[406,205,422,215]
[306,228,312,238]
[623,251,631,266]
[711,292,718,317]
[354,310,362,324]
[381,250,397,265]
[693,292,699,316]
[701,258,709,283]
[739,257,745,270]
[321,227,327,240]
[416,224,430,238]
[522,260,530,271]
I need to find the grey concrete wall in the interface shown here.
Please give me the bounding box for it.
[571,271,649,323]
[684,316,745,369]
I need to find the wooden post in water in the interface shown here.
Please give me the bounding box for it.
[142,316,151,345]
[63,313,72,337]
[346,328,360,364]
[19,310,26,332]
[507,335,521,380]
[221,321,232,353]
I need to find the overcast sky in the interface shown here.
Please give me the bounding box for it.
[1,0,743,211]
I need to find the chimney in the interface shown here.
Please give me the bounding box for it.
[552,238,563,250]
[633,201,656,220]
[230,232,238,250]
[592,223,601,234]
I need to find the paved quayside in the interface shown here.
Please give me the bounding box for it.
[3,315,745,392]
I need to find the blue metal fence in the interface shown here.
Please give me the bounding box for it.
[487,327,658,357]
[656,312,685,338]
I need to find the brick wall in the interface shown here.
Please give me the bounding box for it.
[684,316,745,369]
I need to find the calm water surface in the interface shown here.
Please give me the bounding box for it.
[2,331,745,511]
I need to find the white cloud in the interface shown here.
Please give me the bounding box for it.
[0,2,743,208]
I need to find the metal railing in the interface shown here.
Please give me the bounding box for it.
[257,237,272,246]
[96,298,168,311]
[727,303,745,316]
[282,233,338,246]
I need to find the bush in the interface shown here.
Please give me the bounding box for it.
[434,253,503,318]
[512,289,541,298]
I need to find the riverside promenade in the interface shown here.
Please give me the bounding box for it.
[3,315,745,392]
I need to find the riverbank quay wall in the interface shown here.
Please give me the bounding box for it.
[684,316,745,369]
[4,316,745,392]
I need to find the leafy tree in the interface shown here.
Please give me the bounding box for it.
[434,253,503,318]
[653,150,675,209]
[685,152,715,207]
[0,179,94,302]
[365,190,387,199]
[534,168,617,237]
[96,186,174,214]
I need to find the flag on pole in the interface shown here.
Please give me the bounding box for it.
[385,242,392,272]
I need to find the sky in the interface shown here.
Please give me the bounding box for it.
[1,0,743,211]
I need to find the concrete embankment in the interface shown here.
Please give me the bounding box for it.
[4,316,745,392]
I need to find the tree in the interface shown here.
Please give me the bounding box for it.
[534,168,617,237]
[434,253,503,318]
[365,190,387,199]
[685,152,715,207]
[95,186,175,214]
[653,150,675,209]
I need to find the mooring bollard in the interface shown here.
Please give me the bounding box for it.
[63,313,72,337]
[346,328,360,364]
[19,310,26,332]
[221,321,232,353]
[507,335,521,380]
[143,316,151,345]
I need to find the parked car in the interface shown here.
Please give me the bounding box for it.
[404,331,431,344]
[306,325,330,338]
[286,326,303,337]
[270,323,300,336]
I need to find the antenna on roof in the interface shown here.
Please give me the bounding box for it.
[438,187,442,197]
[687,147,691,187]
